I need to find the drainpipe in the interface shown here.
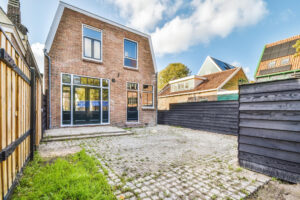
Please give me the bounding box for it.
[44,49,51,129]
[155,72,158,125]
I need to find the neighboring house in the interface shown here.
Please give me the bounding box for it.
[255,35,300,82]
[0,0,42,78]
[44,2,157,128]
[197,56,236,76]
[158,61,248,110]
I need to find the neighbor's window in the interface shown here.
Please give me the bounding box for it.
[83,25,102,61]
[281,58,290,65]
[142,85,153,108]
[268,61,276,68]
[124,39,137,68]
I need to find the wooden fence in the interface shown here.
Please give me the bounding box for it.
[0,27,42,199]
[238,78,300,183]
[158,101,239,135]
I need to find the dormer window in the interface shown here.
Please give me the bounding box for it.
[268,61,276,68]
[281,58,290,66]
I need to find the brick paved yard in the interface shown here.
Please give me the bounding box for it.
[39,125,270,200]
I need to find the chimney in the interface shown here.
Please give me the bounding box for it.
[7,0,28,35]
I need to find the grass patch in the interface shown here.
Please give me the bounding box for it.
[13,150,116,200]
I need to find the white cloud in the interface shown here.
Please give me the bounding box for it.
[107,0,183,32]
[152,0,268,56]
[31,43,45,73]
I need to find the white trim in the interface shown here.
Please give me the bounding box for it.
[82,24,103,62]
[126,82,139,123]
[209,56,223,72]
[217,90,239,95]
[123,38,138,69]
[197,56,222,75]
[60,72,110,127]
[217,67,245,89]
[159,88,218,98]
[169,75,206,84]
[44,1,157,73]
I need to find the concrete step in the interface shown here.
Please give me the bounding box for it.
[42,131,133,142]
[45,130,127,138]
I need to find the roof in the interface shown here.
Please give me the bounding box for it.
[44,1,157,72]
[260,35,299,62]
[210,57,236,71]
[159,67,241,97]
[169,75,207,84]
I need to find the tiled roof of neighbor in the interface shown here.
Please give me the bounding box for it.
[159,67,239,96]
[210,57,236,71]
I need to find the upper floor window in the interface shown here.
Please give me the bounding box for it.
[268,61,276,68]
[124,39,137,68]
[83,25,102,61]
[281,58,290,66]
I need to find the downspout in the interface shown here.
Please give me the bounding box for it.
[44,49,51,129]
[155,72,158,125]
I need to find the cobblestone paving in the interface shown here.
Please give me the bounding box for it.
[39,125,270,200]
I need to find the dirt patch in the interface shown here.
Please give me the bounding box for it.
[247,180,300,200]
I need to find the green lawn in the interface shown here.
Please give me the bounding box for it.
[12,150,116,200]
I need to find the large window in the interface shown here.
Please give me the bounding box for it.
[83,25,102,61]
[124,39,137,68]
[142,85,153,108]
[61,74,109,126]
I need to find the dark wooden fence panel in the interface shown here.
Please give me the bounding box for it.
[238,78,300,183]
[158,101,239,135]
[42,94,47,134]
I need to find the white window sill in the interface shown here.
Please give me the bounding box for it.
[124,66,138,71]
[83,57,103,64]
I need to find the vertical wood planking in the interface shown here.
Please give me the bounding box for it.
[0,26,41,198]
[0,35,8,198]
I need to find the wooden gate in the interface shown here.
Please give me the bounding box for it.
[0,27,41,199]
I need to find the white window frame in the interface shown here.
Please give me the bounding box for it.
[82,24,103,63]
[142,84,154,109]
[60,73,110,127]
[123,38,138,70]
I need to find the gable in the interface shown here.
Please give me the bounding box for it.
[45,1,157,72]
[221,68,248,90]
[198,56,221,76]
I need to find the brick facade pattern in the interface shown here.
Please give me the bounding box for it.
[44,8,157,128]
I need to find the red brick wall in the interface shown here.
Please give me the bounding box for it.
[44,8,157,128]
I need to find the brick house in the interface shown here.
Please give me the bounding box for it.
[44,2,157,128]
[255,35,300,82]
[158,57,248,110]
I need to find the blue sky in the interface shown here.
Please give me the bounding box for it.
[0,0,299,80]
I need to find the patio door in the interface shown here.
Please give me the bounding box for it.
[73,86,101,124]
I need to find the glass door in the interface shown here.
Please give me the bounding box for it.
[127,91,138,121]
[74,87,87,124]
[89,88,101,123]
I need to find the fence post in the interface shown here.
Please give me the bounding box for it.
[30,67,36,160]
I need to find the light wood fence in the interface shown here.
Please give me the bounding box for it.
[0,27,42,199]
